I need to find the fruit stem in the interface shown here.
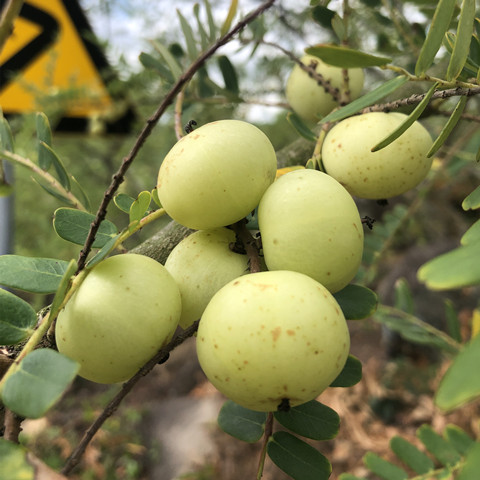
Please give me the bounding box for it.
[231,219,262,273]
[256,412,274,479]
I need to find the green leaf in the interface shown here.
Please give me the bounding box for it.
[461,219,480,246]
[320,76,408,124]
[129,191,151,225]
[427,96,467,157]
[36,112,52,170]
[151,40,182,80]
[53,208,117,248]
[114,193,135,213]
[417,424,462,466]
[193,3,209,50]
[0,255,70,294]
[217,55,239,94]
[417,242,480,290]
[177,9,198,61]
[220,0,238,37]
[139,52,175,83]
[267,431,331,480]
[458,442,480,480]
[394,278,415,314]
[372,82,437,152]
[311,6,336,30]
[462,185,480,210]
[286,112,317,142]
[415,0,457,75]
[274,400,339,441]
[338,475,368,480]
[334,284,378,320]
[363,452,408,480]
[85,234,121,268]
[203,0,217,42]
[33,177,74,206]
[0,288,36,345]
[217,400,267,443]
[444,300,462,342]
[2,348,79,419]
[306,44,391,68]
[446,0,476,81]
[151,188,162,208]
[0,115,14,153]
[331,14,346,42]
[0,439,34,480]
[435,334,480,411]
[70,175,91,211]
[48,259,77,320]
[38,142,71,192]
[390,436,434,474]
[330,354,362,387]
[444,424,475,455]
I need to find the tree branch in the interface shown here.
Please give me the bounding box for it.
[0,0,24,55]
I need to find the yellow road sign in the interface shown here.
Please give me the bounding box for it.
[0,0,114,120]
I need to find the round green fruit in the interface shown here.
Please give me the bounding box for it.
[165,228,249,329]
[56,254,181,384]
[285,54,364,123]
[196,270,350,412]
[321,112,433,199]
[258,169,363,293]
[157,120,277,230]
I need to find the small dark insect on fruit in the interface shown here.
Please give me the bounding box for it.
[185,120,197,134]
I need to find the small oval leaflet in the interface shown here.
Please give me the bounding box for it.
[333,284,378,320]
[329,354,362,388]
[0,288,37,345]
[217,400,267,443]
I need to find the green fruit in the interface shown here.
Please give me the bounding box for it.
[165,228,249,329]
[196,270,350,412]
[157,120,277,230]
[322,112,433,199]
[285,54,364,123]
[56,254,181,384]
[258,169,363,293]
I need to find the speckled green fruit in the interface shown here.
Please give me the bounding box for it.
[196,270,350,412]
[165,228,249,329]
[286,54,364,123]
[258,169,363,293]
[56,254,181,384]
[157,120,277,230]
[322,112,433,199]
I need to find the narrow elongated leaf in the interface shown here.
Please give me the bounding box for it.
[444,425,475,455]
[330,354,362,387]
[372,82,437,152]
[139,52,175,83]
[363,452,408,480]
[461,219,480,246]
[53,208,117,248]
[462,185,480,210]
[203,0,216,42]
[274,400,339,440]
[0,115,14,152]
[85,234,121,268]
[306,45,391,68]
[394,278,415,314]
[151,40,182,80]
[0,439,34,480]
[444,300,462,342]
[36,112,52,170]
[217,400,267,443]
[427,96,467,157]
[2,349,79,419]
[177,9,198,61]
[286,112,317,142]
[435,334,480,411]
[331,14,346,42]
[193,3,209,50]
[0,288,36,345]
[151,188,162,207]
[333,284,378,320]
[267,431,331,480]
[415,0,457,75]
[129,191,151,225]
[33,177,74,206]
[49,259,77,320]
[390,436,434,474]
[0,255,70,293]
[217,55,239,94]
[40,142,70,191]
[458,442,480,480]
[70,175,91,211]
[320,76,408,124]
[338,475,367,480]
[417,424,462,466]
[417,242,480,290]
[446,0,476,81]
[220,0,238,36]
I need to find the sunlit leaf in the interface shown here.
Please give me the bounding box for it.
[217,400,267,442]
[151,188,162,207]
[2,349,79,419]
[0,288,36,345]
[306,44,391,68]
[333,284,378,320]
[267,431,331,480]
[462,185,480,210]
[435,334,480,412]
[461,219,480,246]
[36,112,52,170]
[0,255,70,293]
[415,0,457,75]
[129,191,152,225]
[330,354,362,387]
[220,0,238,36]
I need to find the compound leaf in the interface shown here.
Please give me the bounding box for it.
[363,452,408,480]
[267,431,331,480]
[217,400,267,443]
[0,288,36,345]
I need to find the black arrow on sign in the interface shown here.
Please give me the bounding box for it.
[0,1,60,92]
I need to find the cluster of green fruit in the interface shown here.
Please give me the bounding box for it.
[56,60,433,412]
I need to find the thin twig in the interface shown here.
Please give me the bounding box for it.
[0,0,24,55]
[231,219,263,273]
[256,412,274,479]
[4,408,23,443]
[61,319,200,476]
[76,0,277,273]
